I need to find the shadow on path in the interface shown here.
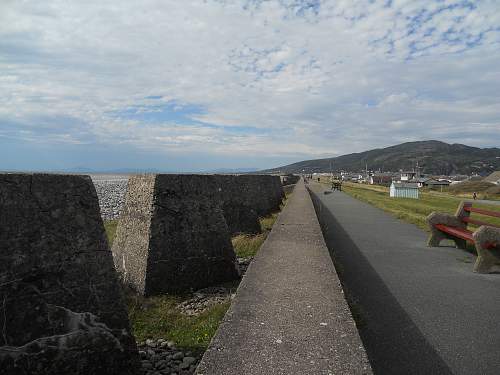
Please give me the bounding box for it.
[309,190,453,375]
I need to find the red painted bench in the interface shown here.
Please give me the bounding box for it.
[427,202,500,273]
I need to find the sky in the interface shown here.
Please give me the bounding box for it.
[1,0,500,172]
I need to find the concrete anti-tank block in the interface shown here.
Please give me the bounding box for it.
[112,174,239,296]
[212,175,284,234]
[280,174,300,185]
[213,175,261,235]
[0,173,138,375]
[226,175,284,217]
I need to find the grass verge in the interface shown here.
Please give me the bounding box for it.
[126,292,232,354]
[232,211,280,258]
[104,220,118,245]
[337,182,500,231]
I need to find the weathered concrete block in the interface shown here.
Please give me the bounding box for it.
[280,174,300,186]
[220,199,261,235]
[213,175,261,235]
[263,175,285,214]
[228,175,284,217]
[0,173,138,375]
[112,174,239,296]
[212,175,284,234]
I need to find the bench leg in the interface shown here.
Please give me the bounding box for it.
[473,244,497,274]
[472,226,500,274]
[427,227,447,247]
[453,238,467,250]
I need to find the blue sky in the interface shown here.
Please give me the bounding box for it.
[1,0,499,171]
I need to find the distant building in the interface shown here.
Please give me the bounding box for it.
[412,177,429,187]
[424,179,451,188]
[400,171,418,181]
[369,174,394,186]
[390,182,419,199]
[400,169,427,180]
[412,177,451,188]
[340,172,363,182]
[484,171,500,185]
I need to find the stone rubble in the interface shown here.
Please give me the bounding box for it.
[176,257,253,316]
[137,338,201,375]
[237,256,253,275]
[177,286,235,316]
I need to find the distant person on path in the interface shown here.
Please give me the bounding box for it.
[473,192,477,200]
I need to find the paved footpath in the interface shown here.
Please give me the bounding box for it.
[196,180,372,375]
[309,182,500,375]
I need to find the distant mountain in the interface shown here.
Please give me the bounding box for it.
[261,140,500,175]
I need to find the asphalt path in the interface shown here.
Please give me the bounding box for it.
[308,182,500,375]
[472,198,500,206]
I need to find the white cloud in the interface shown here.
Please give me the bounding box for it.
[0,0,499,169]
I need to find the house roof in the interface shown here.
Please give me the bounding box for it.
[484,171,500,183]
[372,175,393,182]
[392,182,419,188]
[426,180,450,185]
[413,177,431,183]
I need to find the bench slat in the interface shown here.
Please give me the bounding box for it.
[434,224,474,242]
[462,217,500,229]
[463,206,500,218]
[434,224,497,249]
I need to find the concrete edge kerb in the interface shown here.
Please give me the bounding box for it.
[196,179,373,374]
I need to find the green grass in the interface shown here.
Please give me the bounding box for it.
[232,211,281,258]
[338,182,500,232]
[230,193,289,259]
[260,211,280,232]
[104,220,118,245]
[232,233,266,258]
[126,292,232,354]
[445,180,500,201]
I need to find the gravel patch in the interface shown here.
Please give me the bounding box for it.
[177,286,235,316]
[91,175,129,221]
[176,258,252,316]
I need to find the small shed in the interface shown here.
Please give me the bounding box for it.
[390,182,419,199]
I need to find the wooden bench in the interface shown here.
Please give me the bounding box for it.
[427,202,500,273]
[331,181,342,191]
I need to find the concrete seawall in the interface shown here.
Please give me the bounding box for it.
[196,179,372,375]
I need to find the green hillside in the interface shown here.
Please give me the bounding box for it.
[263,140,500,175]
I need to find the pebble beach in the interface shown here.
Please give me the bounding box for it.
[91,174,129,221]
